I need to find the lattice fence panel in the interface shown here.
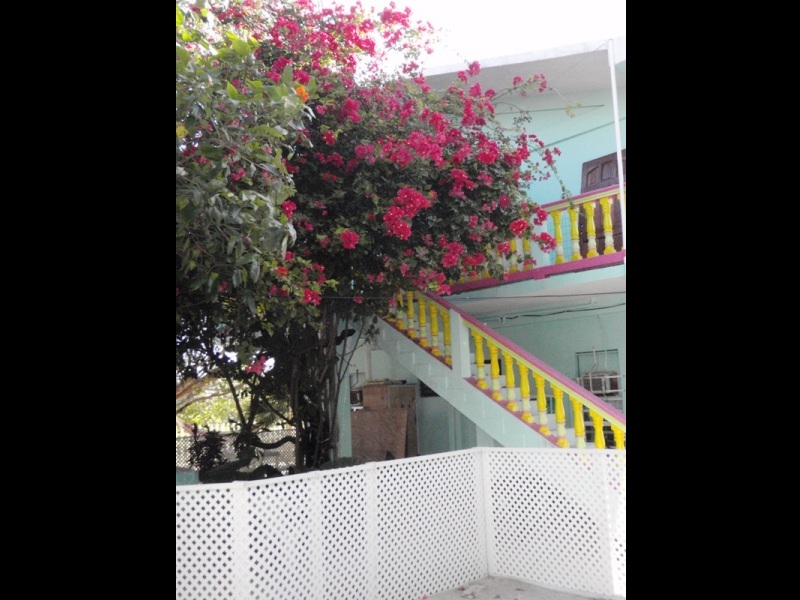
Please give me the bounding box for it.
[176,484,248,599]
[484,449,626,599]
[605,451,626,597]
[246,476,324,599]
[319,468,370,599]
[374,452,486,600]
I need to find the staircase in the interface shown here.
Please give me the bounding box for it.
[375,291,626,450]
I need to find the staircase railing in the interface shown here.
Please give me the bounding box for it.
[384,290,626,449]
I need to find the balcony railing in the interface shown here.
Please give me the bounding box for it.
[453,183,626,292]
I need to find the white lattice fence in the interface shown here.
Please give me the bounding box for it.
[483,449,626,598]
[176,448,626,600]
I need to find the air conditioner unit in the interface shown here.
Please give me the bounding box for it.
[578,371,621,396]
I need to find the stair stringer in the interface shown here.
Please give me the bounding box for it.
[375,319,557,449]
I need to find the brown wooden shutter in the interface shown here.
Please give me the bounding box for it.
[579,150,625,256]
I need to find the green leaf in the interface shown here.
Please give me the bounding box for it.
[226,82,245,101]
[249,261,260,283]
[182,202,197,221]
[227,32,252,57]
[176,46,191,63]
[252,124,289,138]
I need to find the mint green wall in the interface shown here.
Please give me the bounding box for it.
[482,304,626,420]
[417,395,496,455]
[497,85,626,202]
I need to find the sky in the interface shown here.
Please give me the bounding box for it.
[328,0,626,69]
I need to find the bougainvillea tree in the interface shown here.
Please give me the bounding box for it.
[177,0,332,462]
[176,0,562,473]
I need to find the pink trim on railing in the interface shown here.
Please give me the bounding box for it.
[451,251,626,294]
[540,182,625,210]
[428,292,626,423]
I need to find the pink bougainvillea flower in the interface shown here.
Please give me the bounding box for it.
[509,219,530,236]
[340,97,362,122]
[353,296,364,304]
[354,144,374,158]
[275,266,289,278]
[230,168,246,181]
[244,355,267,375]
[340,229,360,249]
[441,254,459,268]
[281,200,297,219]
[302,289,322,305]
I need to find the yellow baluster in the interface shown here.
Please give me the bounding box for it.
[521,236,533,270]
[503,351,517,410]
[518,363,534,423]
[568,206,581,261]
[590,410,606,449]
[472,330,487,388]
[611,424,625,449]
[533,373,550,434]
[483,244,493,279]
[508,238,518,273]
[418,296,429,348]
[584,201,598,258]
[429,303,441,356]
[442,310,452,366]
[553,387,569,447]
[406,290,417,339]
[600,196,615,254]
[551,209,565,264]
[488,341,503,401]
[570,398,586,449]
[396,291,406,330]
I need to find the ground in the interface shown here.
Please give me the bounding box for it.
[425,576,605,600]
